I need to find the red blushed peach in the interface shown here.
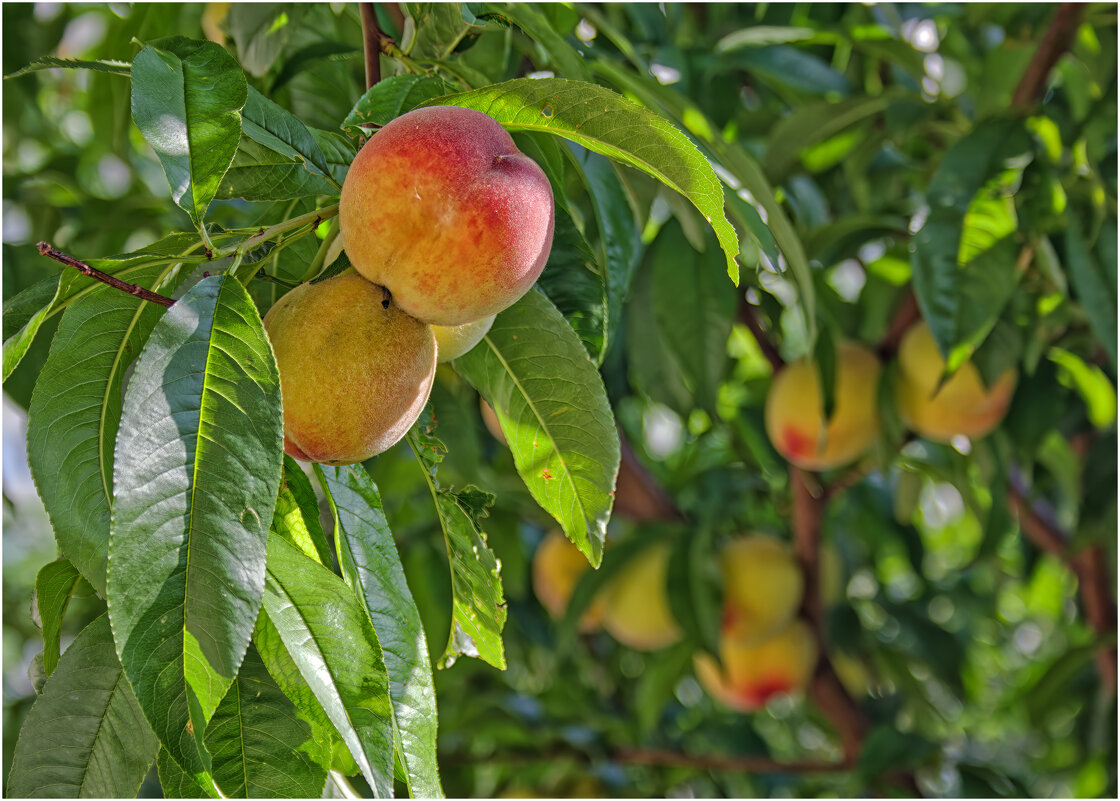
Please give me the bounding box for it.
[339,106,555,326]
[895,321,1017,442]
[719,535,804,645]
[694,620,818,713]
[263,273,436,465]
[764,341,882,471]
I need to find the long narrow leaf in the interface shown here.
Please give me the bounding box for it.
[320,464,443,798]
[109,275,283,786]
[454,290,619,567]
[261,534,396,798]
[7,615,159,798]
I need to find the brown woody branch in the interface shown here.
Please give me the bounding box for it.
[360,4,383,90]
[1007,480,1117,696]
[614,434,684,522]
[877,289,920,361]
[1012,3,1088,109]
[737,293,785,372]
[37,242,175,307]
[444,742,851,774]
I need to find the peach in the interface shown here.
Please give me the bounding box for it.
[263,273,436,465]
[339,106,555,326]
[694,620,818,713]
[601,541,683,651]
[719,536,804,645]
[895,321,1017,442]
[764,341,882,471]
[433,314,495,363]
[532,530,605,632]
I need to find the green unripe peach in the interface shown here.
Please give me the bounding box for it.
[895,321,1017,442]
[601,541,683,651]
[694,619,818,713]
[433,314,495,363]
[764,341,882,471]
[263,274,436,465]
[532,530,604,632]
[720,535,804,645]
[339,105,555,326]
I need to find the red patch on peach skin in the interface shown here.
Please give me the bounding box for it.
[284,437,312,462]
[722,605,739,631]
[781,425,816,460]
[739,676,795,710]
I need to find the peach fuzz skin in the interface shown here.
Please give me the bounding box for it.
[694,620,819,713]
[764,341,882,471]
[339,106,555,326]
[896,321,1017,442]
[263,273,436,465]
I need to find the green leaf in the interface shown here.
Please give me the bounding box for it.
[33,559,84,678]
[720,45,850,96]
[342,75,454,133]
[157,748,211,798]
[652,222,736,413]
[911,118,1026,357]
[272,456,334,567]
[1065,215,1117,371]
[227,4,300,79]
[426,78,739,283]
[109,276,283,786]
[454,290,619,567]
[7,615,159,799]
[765,95,893,181]
[261,534,395,798]
[319,464,443,799]
[206,645,328,798]
[5,55,131,79]
[218,135,338,201]
[588,60,807,326]
[309,128,358,185]
[570,145,644,352]
[856,725,938,783]
[1049,347,1117,429]
[27,266,172,596]
[241,86,335,184]
[535,204,607,362]
[130,38,248,224]
[408,413,507,670]
[475,3,589,80]
[403,3,481,60]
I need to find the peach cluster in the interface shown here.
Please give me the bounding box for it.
[763,321,1017,472]
[264,106,555,464]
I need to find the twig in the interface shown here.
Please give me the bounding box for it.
[1011,3,1088,109]
[360,4,382,90]
[1007,478,1118,696]
[443,742,852,774]
[614,435,684,522]
[877,288,921,361]
[37,242,175,307]
[737,293,785,371]
[790,467,869,761]
[609,747,851,774]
